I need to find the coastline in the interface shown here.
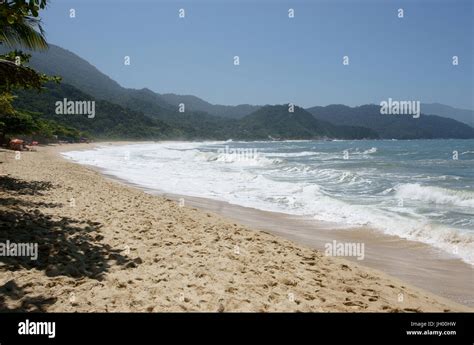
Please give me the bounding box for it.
[63,142,474,307]
[155,193,474,307]
[0,142,471,312]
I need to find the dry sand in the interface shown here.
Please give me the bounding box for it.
[163,193,474,307]
[0,143,471,312]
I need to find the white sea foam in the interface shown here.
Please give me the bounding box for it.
[362,147,377,154]
[395,183,474,208]
[267,151,321,158]
[62,141,474,265]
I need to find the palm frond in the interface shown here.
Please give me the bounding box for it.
[0,16,47,50]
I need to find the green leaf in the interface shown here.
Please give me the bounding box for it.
[7,15,16,25]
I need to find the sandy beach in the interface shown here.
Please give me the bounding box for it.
[157,193,474,308]
[0,143,471,312]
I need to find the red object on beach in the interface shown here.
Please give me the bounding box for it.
[9,138,24,151]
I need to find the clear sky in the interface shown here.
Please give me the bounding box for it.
[40,0,473,109]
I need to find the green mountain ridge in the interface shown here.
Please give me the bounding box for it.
[160,93,261,119]
[13,83,178,140]
[2,43,473,140]
[238,105,378,139]
[307,105,474,139]
[421,103,473,127]
[14,84,378,141]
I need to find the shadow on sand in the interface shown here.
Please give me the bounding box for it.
[0,175,132,311]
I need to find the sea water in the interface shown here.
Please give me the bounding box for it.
[63,139,474,265]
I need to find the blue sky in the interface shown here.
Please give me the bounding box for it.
[40,0,473,109]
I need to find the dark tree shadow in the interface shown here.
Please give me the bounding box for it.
[0,175,55,195]
[0,176,133,312]
[0,208,130,278]
[0,280,57,312]
[0,197,63,208]
[0,175,63,208]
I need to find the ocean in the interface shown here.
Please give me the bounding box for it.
[63,139,474,265]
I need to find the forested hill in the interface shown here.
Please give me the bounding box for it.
[14,85,377,140]
[4,43,473,141]
[307,105,474,139]
[238,105,378,140]
[14,83,178,140]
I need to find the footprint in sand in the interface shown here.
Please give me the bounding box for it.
[343,300,368,308]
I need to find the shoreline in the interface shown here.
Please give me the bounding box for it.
[61,142,474,308]
[156,193,474,307]
[0,142,471,312]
